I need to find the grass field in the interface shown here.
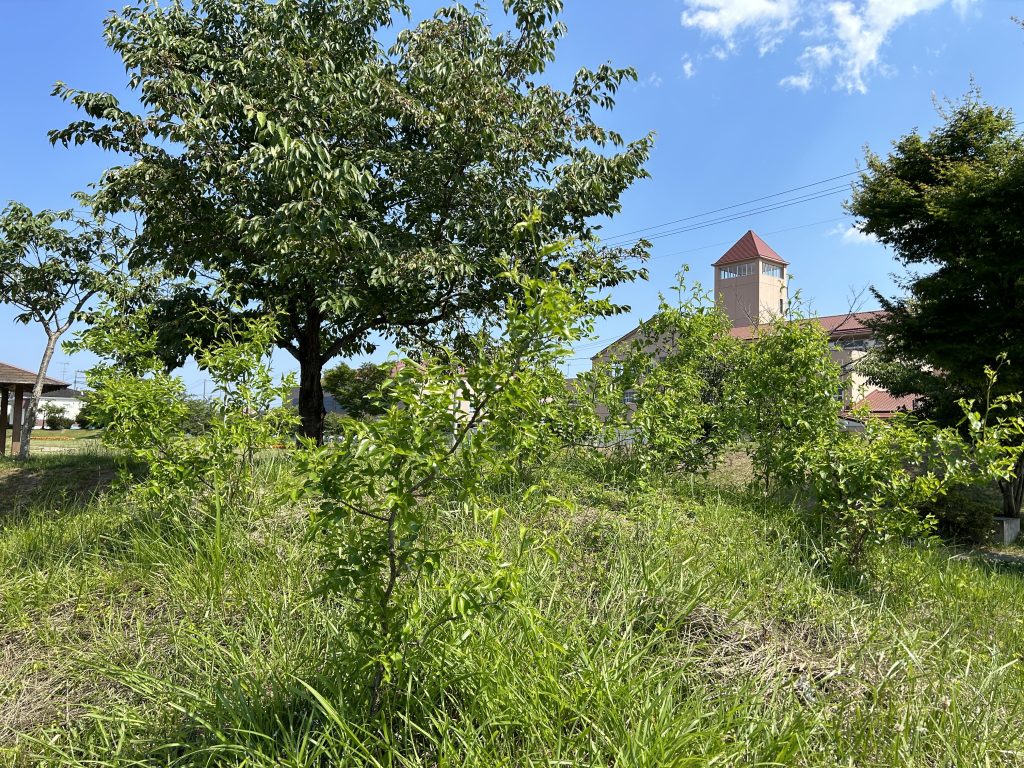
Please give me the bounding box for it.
[1,429,104,458]
[1,451,1023,766]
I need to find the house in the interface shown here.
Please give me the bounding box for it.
[33,387,85,427]
[591,230,905,418]
[288,388,345,415]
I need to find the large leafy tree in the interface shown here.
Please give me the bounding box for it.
[51,0,652,442]
[849,95,1024,515]
[0,202,128,457]
[322,361,391,419]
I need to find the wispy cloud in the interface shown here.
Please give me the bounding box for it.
[829,222,878,245]
[780,71,813,90]
[636,72,664,89]
[680,0,977,93]
[682,56,697,79]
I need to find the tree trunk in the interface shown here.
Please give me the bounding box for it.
[296,309,326,445]
[999,452,1024,518]
[19,332,59,459]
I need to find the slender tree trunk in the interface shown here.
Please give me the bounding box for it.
[999,453,1024,518]
[19,332,60,459]
[296,307,326,445]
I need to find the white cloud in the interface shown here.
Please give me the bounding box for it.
[682,0,800,54]
[780,71,813,90]
[635,72,664,90]
[830,0,952,93]
[681,0,977,93]
[682,57,697,78]
[829,222,878,245]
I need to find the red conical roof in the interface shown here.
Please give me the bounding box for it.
[712,230,788,267]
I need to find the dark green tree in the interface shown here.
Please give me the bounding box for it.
[849,94,1024,515]
[51,0,652,442]
[322,361,390,419]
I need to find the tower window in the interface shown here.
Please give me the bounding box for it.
[762,263,783,278]
[720,262,754,279]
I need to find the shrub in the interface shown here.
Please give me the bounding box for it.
[75,393,107,428]
[42,403,73,430]
[732,305,843,493]
[921,484,1003,544]
[798,376,1024,567]
[323,411,348,439]
[76,306,297,525]
[297,264,589,715]
[571,273,740,477]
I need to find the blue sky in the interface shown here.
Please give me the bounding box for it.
[1,0,1021,388]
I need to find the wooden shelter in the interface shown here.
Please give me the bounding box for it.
[0,362,68,456]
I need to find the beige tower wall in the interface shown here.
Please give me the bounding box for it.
[713,258,788,327]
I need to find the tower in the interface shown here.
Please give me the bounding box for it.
[712,230,789,327]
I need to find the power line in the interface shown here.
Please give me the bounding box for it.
[599,171,860,245]
[595,118,1024,251]
[645,216,847,263]
[566,215,851,359]
[601,186,848,250]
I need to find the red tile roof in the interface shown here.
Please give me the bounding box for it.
[729,310,884,341]
[712,230,788,267]
[853,389,919,417]
[0,362,67,392]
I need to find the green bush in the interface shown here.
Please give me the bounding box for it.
[922,484,1002,544]
[42,403,74,430]
[298,264,589,715]
[570,272,740,478]
[323,411,348,438]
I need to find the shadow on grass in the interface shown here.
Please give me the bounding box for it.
[0,452,120,527]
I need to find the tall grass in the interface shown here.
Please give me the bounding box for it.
[1,453,1023,766]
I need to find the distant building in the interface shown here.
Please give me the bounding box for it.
[591,230,908,419]
[712,230,789,326]
[34,388,85,427]
[288,388,345,415]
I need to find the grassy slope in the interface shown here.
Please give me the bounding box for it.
[1,453,1023,766]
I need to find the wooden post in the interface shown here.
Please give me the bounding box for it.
[0,388,8,457]
[10,385,24,457]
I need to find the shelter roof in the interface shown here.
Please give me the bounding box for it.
[0,362,67,393]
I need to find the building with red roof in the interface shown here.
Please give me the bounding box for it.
[712,230,790,326]
[591,231,910,419]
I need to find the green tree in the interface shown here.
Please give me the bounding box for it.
[849,94,1024,515]
[574,275,740,477]
[299,262,589,714]
[322,361,390,419]
[0,202,128,458]
[733,309,843,493]
[51,0,652,443]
